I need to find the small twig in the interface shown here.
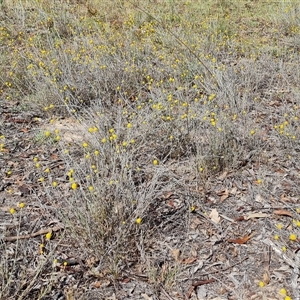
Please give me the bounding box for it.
[192,278,216,287]
[195,257,249,277]
[263,245,271,284]
[262,238,295,268]
[160,285,175,300]
[186,279,215,299]
[219,213,235,222]
[3,224,64,242]
[292,251,300,300]
[185,259,248,298]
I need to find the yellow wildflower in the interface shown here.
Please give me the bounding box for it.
[71,183,78,190]
[45,232,52,240]
[153,159,159,165]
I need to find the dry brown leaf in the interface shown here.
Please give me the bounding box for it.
[93,281,101,288]
[182,257,197,264]
[220,190,229,202]
[86,257,98,268]
[244,213,269,220]
[186,285,195,299]
[166,198,181,209]
[234,216,245,222]
[273,209,293,217]
[141,294,153,300]
[50,153,60,160]
[280,194,292,202]
[93,279,110,288]
[228,235,251,244]
[162,191,173,199]
[171,249,181,262]
[209,208,221,224]
[166,199,175,208]
[255,194,264,203]
[269,100,281,107]
[230,186,237,195]
[263,271,270,284]
[0,206,12,212]
[218,171,228,180]
[190,217,202,230]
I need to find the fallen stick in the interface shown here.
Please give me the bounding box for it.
[186,279,215,298]
[3,224,64,242]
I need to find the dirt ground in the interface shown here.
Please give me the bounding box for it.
[1,100,300,300]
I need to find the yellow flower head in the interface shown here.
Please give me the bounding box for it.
[280,288,287,295]
[19,202,25,208]
[39,243,44,254]
[208,93,216,101]
[9,208,16,215]
[45,232,52,240]
[136,217,142,224]
[153,159,159,165]
[289,233,297,241]
[71,182,78,190]
[276,223,283,230]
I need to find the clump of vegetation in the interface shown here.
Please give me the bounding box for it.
[1,0,300,299]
